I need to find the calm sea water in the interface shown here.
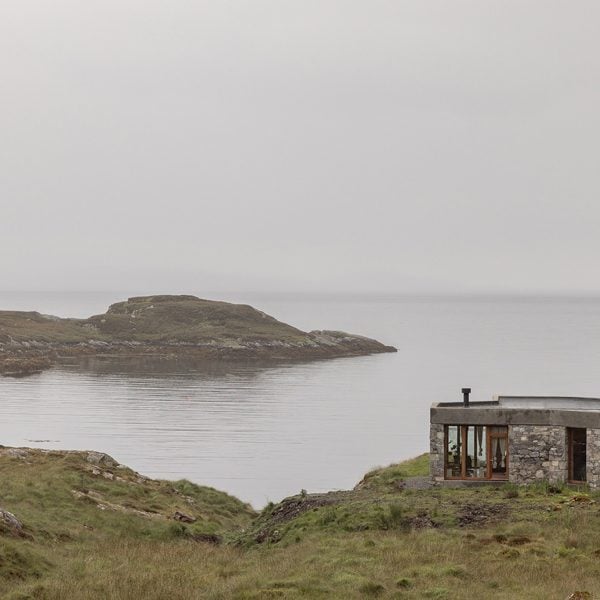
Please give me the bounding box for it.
[2,291,600,507]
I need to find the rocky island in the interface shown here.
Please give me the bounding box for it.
[0,295,396,376]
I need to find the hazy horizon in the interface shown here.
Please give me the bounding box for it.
[6,288,600,299]
[4,288,600,324]
[3,1,599,295]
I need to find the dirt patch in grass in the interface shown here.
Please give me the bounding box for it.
[261,492,350,528]
[253,492,352,543]
[457,503,508,527]
[410,513,439,529]
[507,535,532,546]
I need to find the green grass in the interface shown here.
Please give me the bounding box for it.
[0,296,308,345]
[86,295,308,343]
[2,450,600,599]
[357,453,429,491]
[0,448,253,548]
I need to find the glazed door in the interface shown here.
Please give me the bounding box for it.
[568,428,587,483]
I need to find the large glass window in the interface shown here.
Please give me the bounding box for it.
[466,426,487,478]
[445,425,462,478]
[444,425,508,480]
[489,426,508,479]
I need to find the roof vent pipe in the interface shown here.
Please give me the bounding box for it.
[462,388,471,407]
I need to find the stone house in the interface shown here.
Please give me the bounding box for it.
[430,390,600,487]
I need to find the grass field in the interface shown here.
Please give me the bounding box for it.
[1,448,598,599]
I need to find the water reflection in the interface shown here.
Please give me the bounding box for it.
[60,355,266,379]
[0,352,413,508]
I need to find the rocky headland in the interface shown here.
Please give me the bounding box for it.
[0,294,396,376]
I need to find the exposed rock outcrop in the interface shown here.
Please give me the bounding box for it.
[0,507,24,537]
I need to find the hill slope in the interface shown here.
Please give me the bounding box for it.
[0,449,597,599]
[0,295,396,376]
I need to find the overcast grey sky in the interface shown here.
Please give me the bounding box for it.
[1,1,599,294]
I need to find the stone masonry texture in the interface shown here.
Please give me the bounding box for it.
[508,425,567,484]
[429,423,445,481]
[587,428,600,489]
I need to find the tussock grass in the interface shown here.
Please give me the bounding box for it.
[3,450,600,598]
[357,453,429,491]
[14,526,600,599]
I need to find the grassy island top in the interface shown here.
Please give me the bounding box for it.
[0,295,317,344]
[0,294,393,345]
[0,448,598,599]
[87,295,308,343]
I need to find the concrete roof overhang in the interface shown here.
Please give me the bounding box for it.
[431,396,600,429]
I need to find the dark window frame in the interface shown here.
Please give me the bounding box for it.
[567,427,587,484]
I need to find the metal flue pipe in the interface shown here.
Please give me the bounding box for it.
[462,387,471,407]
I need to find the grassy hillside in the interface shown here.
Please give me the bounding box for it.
[0,447,254,598]
[2,450,597,599]
[0,312,90,344]
[86,295,307,343]
[0,297,310,345]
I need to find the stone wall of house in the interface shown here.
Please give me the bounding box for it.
[508,425,567,484]
[429,423,445,481]
[586,429,600,489]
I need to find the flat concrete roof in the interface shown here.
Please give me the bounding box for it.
[497,396,600,410]
[431,396,600,428]
[435,396,600,411]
